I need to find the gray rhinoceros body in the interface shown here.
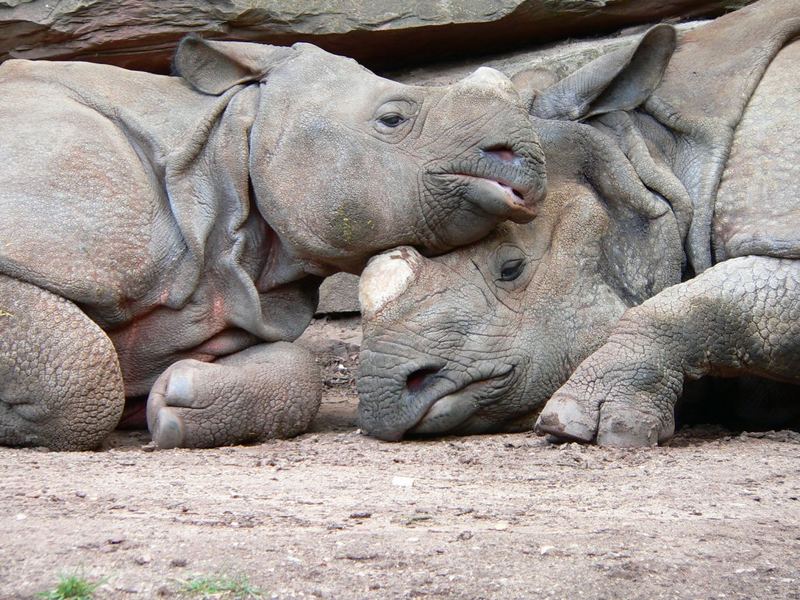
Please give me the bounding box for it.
[0,38,546,450]
[357,0,800,445]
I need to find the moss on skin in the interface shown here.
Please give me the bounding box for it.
[336,206,375,248]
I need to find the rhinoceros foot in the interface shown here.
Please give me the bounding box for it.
[146,342,322,449]
[536,333,679,447]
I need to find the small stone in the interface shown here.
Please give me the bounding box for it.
[392,476,414,488]
[170,558,188,568]
[539,545,555,555]
[115,585,140,594]
[134,554,151,565]
[456,531,473,541]
[14,513,26,520]
[75,491,86,498]
[107,537,125,545]
[492,522,509,531]
[349,511,372,519]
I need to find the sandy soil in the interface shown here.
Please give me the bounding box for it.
[1,317,799,600]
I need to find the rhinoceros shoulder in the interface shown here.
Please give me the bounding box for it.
[713,39,800,262]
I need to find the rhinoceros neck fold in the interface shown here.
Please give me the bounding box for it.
[157,85,317,342]
[158,84,258,307]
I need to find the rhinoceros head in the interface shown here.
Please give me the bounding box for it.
[356,26,685,440]
[175,37,546,275]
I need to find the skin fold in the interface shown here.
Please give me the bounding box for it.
[357,0,800,446]
[0,38,546,450]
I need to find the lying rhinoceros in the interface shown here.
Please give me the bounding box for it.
[0,37,546,450]
[357,0,800,446]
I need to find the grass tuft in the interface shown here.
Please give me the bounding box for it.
[180,573,264,599]
[38,573,102,600]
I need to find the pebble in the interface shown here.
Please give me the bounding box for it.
[170,557,188,568]
[349,511,372,519]
[392,476,414,488]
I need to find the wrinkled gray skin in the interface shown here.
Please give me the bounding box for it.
[357,0,800,446]
[0,37,546,450]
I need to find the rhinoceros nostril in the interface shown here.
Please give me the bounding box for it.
[482,145,518,163]
[405,367,441,393]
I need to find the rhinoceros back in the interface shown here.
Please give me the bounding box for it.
[713,39,800,262]
[0,59,206,314]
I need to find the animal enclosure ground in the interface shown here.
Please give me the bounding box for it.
[1,317,799,599]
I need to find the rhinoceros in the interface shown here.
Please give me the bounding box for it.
[356,0,800,446]
[0,37,546,450]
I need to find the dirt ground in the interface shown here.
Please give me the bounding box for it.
[1,317,799,600]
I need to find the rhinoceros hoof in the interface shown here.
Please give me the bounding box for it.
[146,347,322,449]
[537,389,676,447]
[147,361,206,449]
[146,359,264,449]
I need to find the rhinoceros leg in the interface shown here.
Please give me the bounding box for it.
[146,342,322,448]
[536,256,800,447]
[0,275,125,450]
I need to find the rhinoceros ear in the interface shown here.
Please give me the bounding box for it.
[174,36,293,95]
[529,24,676,121]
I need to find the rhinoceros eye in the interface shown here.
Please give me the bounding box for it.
[378,113,406,128]
[499,258,525,282]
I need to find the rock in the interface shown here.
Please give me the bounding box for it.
[389,20,707,87]
[348,511,372,519]
[317,273,360,315]
[0,1,752,74]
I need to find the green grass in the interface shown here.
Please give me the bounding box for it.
[38,573,102,600]
[180,574,264,599]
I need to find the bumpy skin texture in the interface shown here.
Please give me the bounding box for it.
[0,276,124,450]
[357,0,800,446]
[539,258,800,445]
[0,38,546,450]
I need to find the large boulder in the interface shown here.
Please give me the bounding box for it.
[0,0,752,73]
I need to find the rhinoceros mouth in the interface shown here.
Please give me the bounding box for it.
[404,366,516,437]
[457,174,529,205]
[428,168,541,223]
